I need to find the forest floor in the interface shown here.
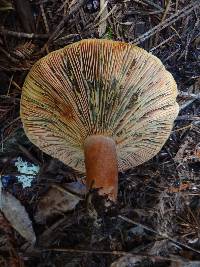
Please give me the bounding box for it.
[0,0,200,266]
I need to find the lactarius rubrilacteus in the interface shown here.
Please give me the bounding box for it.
[20,39,179,201]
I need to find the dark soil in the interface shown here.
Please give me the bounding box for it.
[0,0,200,267]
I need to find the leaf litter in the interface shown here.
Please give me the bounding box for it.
[0,180,36,244]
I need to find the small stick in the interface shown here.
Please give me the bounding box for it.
[7,74,14,96]
[54,33,80,44]
[172,124,192,133]
[40,3,49,33]
[2,173,37,177]
[142,0,164,11]
[175,115,200,121]
[154,0,172,45]
[0,27,49,39]
[0,95,20,101]
[43,247,192,264]
[163,48,180,62]
[179,91,200,99]
[86,5,117,30]
[57,0,71,13]
[149,34,176,52]
[175,0,179,13]
[179,99,195,111]
[0,46,19,63]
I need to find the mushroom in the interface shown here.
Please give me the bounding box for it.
[20,39,179,201]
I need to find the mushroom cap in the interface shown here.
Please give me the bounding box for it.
[20,39,179,172]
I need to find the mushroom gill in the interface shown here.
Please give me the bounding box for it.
[20,39,179,201]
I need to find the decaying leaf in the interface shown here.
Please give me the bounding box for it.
[35,184,82,223]
[170,261,200,267]
[111,255,150,267]
[0,0,13,11]
[0,212,25,267]
[168,182,190,193]
[147,240,181,256]
[64,181,86,196]
[0,187,36,244]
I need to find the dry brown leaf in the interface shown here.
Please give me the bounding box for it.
[0,189,36,244]
[64,181,86,196]
[34,185,82,223]
[111,255,147,267]
[0,211,25,267]
[168,182,190,193]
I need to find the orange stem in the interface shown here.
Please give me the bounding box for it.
[84,135,118,201]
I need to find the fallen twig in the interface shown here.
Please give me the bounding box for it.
[150,34,177,52]
[0,27,49,39]
[179,91,200,100]
[179,99,196,111]
[43,247,190,263]
[154,0,172,45]
[175,115,200,121]
[132,1,200,45]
